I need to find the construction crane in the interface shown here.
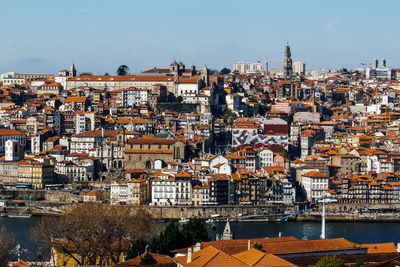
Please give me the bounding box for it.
[259,58,280,75]
[382,106,391,126]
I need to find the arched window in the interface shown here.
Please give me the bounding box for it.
[118,160,122,168]
[176,147,181,159]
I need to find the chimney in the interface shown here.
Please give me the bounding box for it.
[279,232,283,237]
[187,248,192,263]
[194,242,201,252]
[248,240,251,250]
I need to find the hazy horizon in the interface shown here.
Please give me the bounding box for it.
[0,0,398,74]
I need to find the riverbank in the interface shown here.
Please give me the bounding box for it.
[297,213,400,222]
[6,203,400,222]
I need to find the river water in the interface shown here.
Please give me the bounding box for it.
[2,216,400,260]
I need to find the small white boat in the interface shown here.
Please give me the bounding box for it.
[7,213,32,218]
[178,218,189,223]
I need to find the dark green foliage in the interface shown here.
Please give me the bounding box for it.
[360,143,371,148]
[252,242,263,251]
[258,104,270,115]
[313,255,344,267]
[176,96,183,103]
[181,217,209,246]
[150,218,209,256]
[151,221,184,255]
[80,72,93,76]
[117,65,130,75]
[221,108,238,126]
[219,68,231,75]
[167,93,176,103]
[140,252,157,265]
[354,258,364,267]
[126,239,147,260]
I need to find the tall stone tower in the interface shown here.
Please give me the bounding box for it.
[70,63,77,77]
[380,58,386,68]
[283,42,293,80]
[373,58,378,68]
[201,65,209,86]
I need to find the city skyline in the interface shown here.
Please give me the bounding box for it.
[0,0,399,74]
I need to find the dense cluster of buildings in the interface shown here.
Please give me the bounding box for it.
[1,44,400,207]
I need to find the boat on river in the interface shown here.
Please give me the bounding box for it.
[178,218,189,223]
[7,213,32,218]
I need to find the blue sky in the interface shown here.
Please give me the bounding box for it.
[0,0,398,74]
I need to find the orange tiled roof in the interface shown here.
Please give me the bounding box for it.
[115,252,175,267]
[125,149,173,154]
[64,96,88,103]
[232,249,297,266]
[127,137,184,145]
[303,171,329,178]
[174,246,248,267]
[0,129,25,136]
[363,243,397,254]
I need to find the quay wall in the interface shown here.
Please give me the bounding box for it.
[131,205,295,219]
[0,189,83,202]
[298,214,400,222]
[323,203,400,212]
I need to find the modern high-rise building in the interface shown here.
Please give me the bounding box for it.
[294,61,306,75]
[233,62,264,74]
[283,42,293,79]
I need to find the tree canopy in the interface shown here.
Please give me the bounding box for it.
[80,72,93,76]
[313,255,344,267]
[116,65,130,76]
[140,252,157,265]
[0,226,16,267]
[32,203,156,266]
[150,218,209,256]
[219,68,231,75]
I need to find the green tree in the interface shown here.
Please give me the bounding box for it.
[151,221,183,255]
[252,242,263,251]
[117,65,130,76]
[181,218,209,247]
[221,108,238,126]
[80,72,93,76]
[167,93,176,103]
[150,218,209,255]
[354,258,364,267]
[176,96,183,103]
[219,68,231,75]
[313,255,344,267]
[140,253,157,265]
[360,143,371,148]
[126,239,147,260]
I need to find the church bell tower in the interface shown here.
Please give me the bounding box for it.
[283,42,293,80]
